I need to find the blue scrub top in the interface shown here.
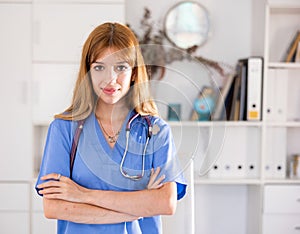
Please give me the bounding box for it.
[36,111,187,234]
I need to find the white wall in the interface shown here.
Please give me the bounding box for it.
[125,0,255,66]
[125,0,261,120]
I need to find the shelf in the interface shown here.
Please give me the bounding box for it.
[268,62,300,69]
[194,178,300,185]
[269,2,300,10]
[168,121,262,127]
[265,121,300,127]
[263,179,300,185]
[194,177,261,185]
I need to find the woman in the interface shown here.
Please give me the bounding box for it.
[36,22,186,234]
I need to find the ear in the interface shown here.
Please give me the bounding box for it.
[130,68,137,86]
[130,78,135,86]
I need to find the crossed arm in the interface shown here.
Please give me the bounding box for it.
[37,168,177,224]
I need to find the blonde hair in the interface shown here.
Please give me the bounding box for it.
[55,22,158,121]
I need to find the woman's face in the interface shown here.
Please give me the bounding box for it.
[90,48,133,106]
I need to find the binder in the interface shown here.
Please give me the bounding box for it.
[264,69,287,121]
[238,62,247,120]
[229,72,241,120]
[264,127,286,179]
[240,57,263,121]
[211,73,236,121]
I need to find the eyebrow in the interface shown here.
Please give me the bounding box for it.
[93,61,128,65]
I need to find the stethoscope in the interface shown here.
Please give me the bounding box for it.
[119,113,153,180]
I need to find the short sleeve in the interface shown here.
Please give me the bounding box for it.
[151,118,187,200]
[35,119,72,196]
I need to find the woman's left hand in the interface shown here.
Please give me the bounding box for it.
[147,167,165,190]
[37,173,88,203]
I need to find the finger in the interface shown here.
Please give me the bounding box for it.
[150,167,161,183]
[153,167,161,177]
[147,168,165,189]
[153,174,165,187]
[41,173,62,181]
[37,180,61,189]
[147,168,156,187]
[38,187,62,195]
[150,168,154,176]
[43,193,64,200]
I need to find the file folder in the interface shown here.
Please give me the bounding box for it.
[244,57,263,121]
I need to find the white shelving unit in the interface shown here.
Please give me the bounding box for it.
[167,1,300,233]
[261,1,300,233]
[1,0,300,233]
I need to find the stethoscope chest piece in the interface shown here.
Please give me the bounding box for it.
[152,124,160,135]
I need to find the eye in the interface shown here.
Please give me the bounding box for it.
[93,65,105,71]
[115,64,130,72]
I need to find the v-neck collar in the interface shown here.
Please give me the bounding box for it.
[93,110,135,152]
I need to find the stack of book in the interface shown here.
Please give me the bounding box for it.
[212,57,263,121]
[283,30,300,63]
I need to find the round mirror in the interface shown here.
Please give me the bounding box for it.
[164,1,210,50]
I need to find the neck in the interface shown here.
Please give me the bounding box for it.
[95,102,130,123]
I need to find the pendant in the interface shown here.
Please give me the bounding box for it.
[108,136,117,143]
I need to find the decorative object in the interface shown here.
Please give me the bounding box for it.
[164,1,210,49]
[167,103,181,121]
[127,6,232,80]
[191,86,216,121]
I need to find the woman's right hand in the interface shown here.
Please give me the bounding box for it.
[147,167,165,189]
[37,173,89,203]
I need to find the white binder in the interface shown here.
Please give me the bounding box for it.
[246,57,263,121]
[264,69,287,121]
[264,127,287,179]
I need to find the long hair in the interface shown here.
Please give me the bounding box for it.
[55,22,158,120]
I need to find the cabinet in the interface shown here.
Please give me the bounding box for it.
[263,185,300,234]
[262,1,300,233]
[32,1,125,63]
[32,0,125,124]
[0,3,32,181]
[30,0,126,233]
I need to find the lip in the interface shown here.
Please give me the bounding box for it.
[102,87,119,95]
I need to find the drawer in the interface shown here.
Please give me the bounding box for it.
[32,183,43,212]
[32,212,56,234]
[0,183,30,211]
[264,185,300,214]
[0,212,30,234]
[263,214,300,234]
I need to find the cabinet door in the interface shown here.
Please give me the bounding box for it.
[33,2,125,63]
[32,213,57,234]
[0,3,32,180]
[0,183,30,234]
[32,64,78,124]
[32,183,57,233]
[263,214,300,234]
[0,213,30,234]
[264,185,300,214]
[162,159,194,234]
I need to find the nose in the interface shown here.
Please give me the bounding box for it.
[103,66,118,84]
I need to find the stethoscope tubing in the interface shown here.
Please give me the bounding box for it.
[119,113,152,180]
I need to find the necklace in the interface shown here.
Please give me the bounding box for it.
[96,116,121,143]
